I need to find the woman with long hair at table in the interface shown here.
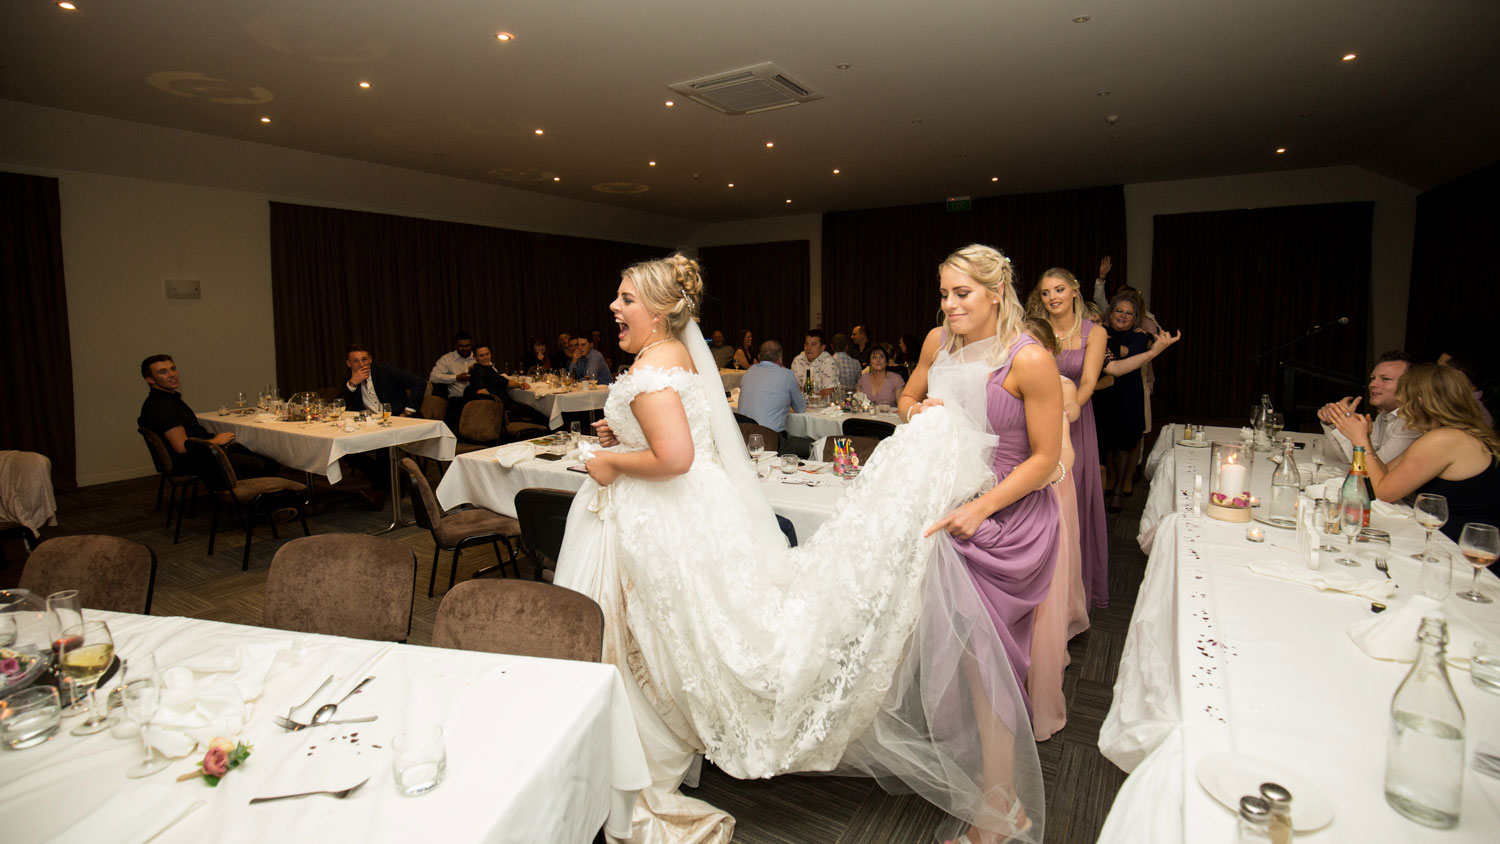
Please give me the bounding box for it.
[1026,267,1110,610]
[1330,364,1500,565]
[555,252,1047,844]
[731,327,755,370]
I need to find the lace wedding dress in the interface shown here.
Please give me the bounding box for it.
[556,324,1043,844]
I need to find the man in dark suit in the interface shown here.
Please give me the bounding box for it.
[339,344,426,506]
[463,343,509,399]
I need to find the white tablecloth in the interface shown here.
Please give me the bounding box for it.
[718,369,743,392]
[507,385,610,430]
[0,610,647,844]
[1100,427,1500,843]
[197,414,454,485]
[786,409,903,441]
[435,446,847,544]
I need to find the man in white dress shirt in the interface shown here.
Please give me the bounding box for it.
[1316,350,1419,472]
[430,331,476,399]
[790,329,837,397]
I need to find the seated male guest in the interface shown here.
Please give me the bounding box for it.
[790,329,838,397]
[849,324,874,367]
[138,355,280,478]
[521,336,554,371]
[566,336,614,384]
[829,333,862,392]
[463,344,509,399]
[709,329,736,369]
[1317,350,1419,472]
[430,330,476,429]
[738,341,807,445]
[339,345,425,504]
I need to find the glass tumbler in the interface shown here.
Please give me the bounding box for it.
[392,724,446,795]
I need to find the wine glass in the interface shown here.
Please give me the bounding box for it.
[569,421,582,447]
[1268,411,1284,439]
[1456,522,1498,603]
[381,402,393,427]
[1336,493,1363,567]
[60,620,115,735]
[1310,437,1326,484]
[46,590,86,716]
[1316,497,1341,554]
[1420,549,1453,601]
[235,391,247,410]
[747,433,765,460]
[121,654,169,777]
[1412,494,1449,559]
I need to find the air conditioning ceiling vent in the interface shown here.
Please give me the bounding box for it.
[668,62,822,115]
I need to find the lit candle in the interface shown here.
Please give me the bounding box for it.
[1219,456,1248,503]
[1246,527,1265,542]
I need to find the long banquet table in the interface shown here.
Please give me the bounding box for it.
[1098,424,1500,842]
[0,609,647,844]
[435,444,849,543]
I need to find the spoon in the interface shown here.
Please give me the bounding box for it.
[288,675,332,721]
[312,676,374,724]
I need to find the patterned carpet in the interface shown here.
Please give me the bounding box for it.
[2,466,1150,843]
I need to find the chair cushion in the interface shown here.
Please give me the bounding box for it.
[264,534,416,641]
[228,476,306,503]
[435,507,520,548]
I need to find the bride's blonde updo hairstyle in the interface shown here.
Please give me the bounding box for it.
[939,244,1025,369]
[623,253,704,338]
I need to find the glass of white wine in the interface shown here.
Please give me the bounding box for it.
[60,620,115,736]
[1456,522,1498,603]
[1412,493,1449,559]
[122,654,169,777]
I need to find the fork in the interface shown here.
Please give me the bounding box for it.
[1374,557,1398,586]
[249,777,369,804]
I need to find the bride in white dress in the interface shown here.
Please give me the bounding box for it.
[555,254,1045,844]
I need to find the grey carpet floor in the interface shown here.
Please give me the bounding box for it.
[5,467,1150,843]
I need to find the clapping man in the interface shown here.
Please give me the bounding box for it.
[1316,350,1420,473]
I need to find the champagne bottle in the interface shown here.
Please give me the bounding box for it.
[1385,614,1465,829]
[1341,446,1373,527]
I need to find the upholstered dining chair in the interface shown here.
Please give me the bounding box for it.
[262,534,417,642]
[420,392,448,422]
[514,488,575,582]
[738,422,780,455]
[455,399,504,454]
[820,435,882,465]
[841,418,898,441]
[399,458,521,597]
[137,427,199,544]
[185,439,310,571]
[431,579,603,663]
[499,401,549,443]
[19,535,158,614]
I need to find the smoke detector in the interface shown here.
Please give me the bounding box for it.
[668,62,822,115]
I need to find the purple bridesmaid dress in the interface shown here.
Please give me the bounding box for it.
[1055,319,1109,609]
[951,335,1061,704]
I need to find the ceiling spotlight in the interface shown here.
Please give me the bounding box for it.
[648,161,656,166]
[832,169,840,174]
[259,116,271,123]
[1276,147,1286,154]
[57,1,78,9]
[727,183,734,188]
[1342,53,1357,61]
[665,100,675,107]
[785,199,792,204]
[496,32,514,42]
[552,176,560,182]
[765,141,774,148]
[358,81,371,89]
[836,63,851,70]
[534,129,544,135]
[1073,15,1091,23]
[991,177,999,182]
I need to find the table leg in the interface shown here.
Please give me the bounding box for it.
[370,446,413,535]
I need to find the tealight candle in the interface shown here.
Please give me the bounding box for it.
[1246,527,1265,542]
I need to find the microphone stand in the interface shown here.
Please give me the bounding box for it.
[1210,321,1346,377]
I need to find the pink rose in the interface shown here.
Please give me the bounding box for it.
[0,658,18,677]
[202,746,229,777]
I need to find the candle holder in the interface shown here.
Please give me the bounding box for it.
[1208,441,1254,523]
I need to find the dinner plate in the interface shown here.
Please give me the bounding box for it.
[1194,751,1334,831]
[1176,439,1211,448]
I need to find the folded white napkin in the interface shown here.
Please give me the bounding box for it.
[820,405,843,417]
[1347,599,1479,665]
[1372,499,1410,519]
[1245,558,1396,601]
[137,644,286,758]
[494,442,535,468]
[576,441,600,463]
[50,783,205,844]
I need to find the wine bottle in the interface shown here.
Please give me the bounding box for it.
[1341,446,1373,527]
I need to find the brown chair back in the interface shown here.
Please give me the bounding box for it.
[137,427,178,476]
[842,418,897,441]
[458,399,503,444]
[738,422,780,453]
[432,579,603,662]
[185,438,237,494]
[821,435,882,464]
[19,535,158,614]
[263,534,416,641]
[514,488,575,570]
[420,394,448,421]
[399,457,442,532]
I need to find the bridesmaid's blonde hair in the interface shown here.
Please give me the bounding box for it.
[1025,267,1087,349]
[938,244,1025,370]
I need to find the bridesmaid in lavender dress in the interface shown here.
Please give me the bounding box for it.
[1028,268,1110,610]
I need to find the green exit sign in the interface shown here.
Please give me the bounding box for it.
[946,196,972,212]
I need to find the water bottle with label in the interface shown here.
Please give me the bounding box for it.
[1384,614,1465,828]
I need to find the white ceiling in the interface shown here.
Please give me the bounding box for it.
[3,0,1497,222]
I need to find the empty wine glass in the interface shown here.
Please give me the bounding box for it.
[235,391,247,410]
[122,654,169,777]
[60,620,115,736]
[1316,497,1341,554]
[46,590,86,716]
[1420,549,1453,601]
[1412,493,1449,559]
[1310,437,1326,484]
[747,433,765,460]
[1337,493,1363,567]
[1456,522,1498,603]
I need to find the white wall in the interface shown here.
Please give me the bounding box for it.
[1124,167,1419,356]
[1,100,700,485]
[687,214,823,326]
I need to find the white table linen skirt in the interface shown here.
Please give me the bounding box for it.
[197,414,454,484]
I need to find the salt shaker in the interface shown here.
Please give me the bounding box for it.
[1236,795,1274,843]
[1258,782,1293,843]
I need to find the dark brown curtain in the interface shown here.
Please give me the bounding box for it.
[821,185,1125,348]
[1151,202,1373,427]
[1406,161,1500,362]
[0,172,75,489]
[698,241,811,356]
[269,203,659,391]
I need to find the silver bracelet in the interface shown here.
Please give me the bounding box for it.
[1050,461,1067,485]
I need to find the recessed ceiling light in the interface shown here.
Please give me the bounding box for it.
[534,129,544,135]
[1096,90,1111,97]
[785,199,792,204]
[552,176,560,182]
[727,183,734,188]
[358,81,371,89]
[1073,15,1091,23]
[836,63,851,70]
[648,161,656,166]
[664,100,675,107]
[991,177,999,182]
[1342,53,1357,61]
[56,1,77,9]
[765,141,774,148]
[496,32,514,42]
[1276,147,1286,154]
[832,169,840,174]
[259,116,271,123]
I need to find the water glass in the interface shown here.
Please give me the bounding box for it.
[1,686,61,750]
[569,421,582,446]
[1472,641,1500,695]
[1420,550,1453,601]
[778,454,800,474]
[392,724,446,795]
[747,434,765,459]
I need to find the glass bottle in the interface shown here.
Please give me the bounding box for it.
[1340,446,1372,527]
[1267,440,1301,527]
[1384,614,1465,829]
[1236,795,1274,843]
[1258,782,1293,844]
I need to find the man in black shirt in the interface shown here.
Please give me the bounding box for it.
[463,344,509,399]
[137,355,280,479]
